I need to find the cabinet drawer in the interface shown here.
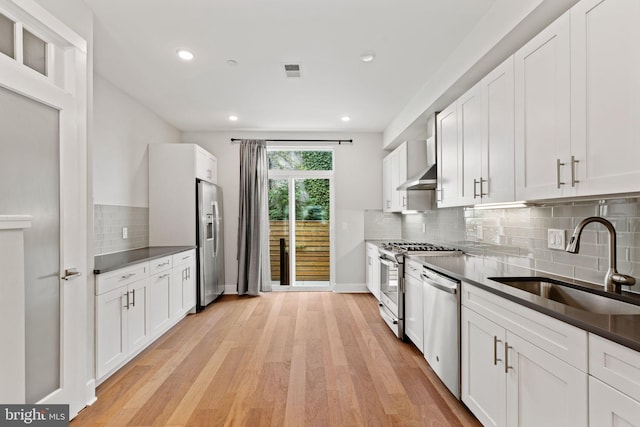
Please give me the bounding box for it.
[173,249,195,266]
[149,256,172,274]
[589,333,640,402]
[405,259,422,280]
[96,262,148,296]
[462,282,587,371]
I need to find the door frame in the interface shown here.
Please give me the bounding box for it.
[267,148,335,291]
[0,0,90,416]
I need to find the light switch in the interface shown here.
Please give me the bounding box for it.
[122,227,128,239]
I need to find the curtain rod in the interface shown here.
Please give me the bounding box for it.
[230,138,353,145]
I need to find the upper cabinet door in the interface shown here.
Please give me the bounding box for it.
[437,103,459,208]
[571,0,640,196]
[481,56,515,204]
[458,84,483,206]
[514,12,572,201]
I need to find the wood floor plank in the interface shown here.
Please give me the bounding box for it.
[72,293,480,427]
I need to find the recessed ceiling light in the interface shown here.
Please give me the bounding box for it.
[228,115,239,121]
[360,51,376,63]
[341,116,351,122]
[176,49,195,61]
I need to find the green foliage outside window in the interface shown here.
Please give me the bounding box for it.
[268,150,332,221]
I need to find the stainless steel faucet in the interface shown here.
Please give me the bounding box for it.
[566,216,636,293]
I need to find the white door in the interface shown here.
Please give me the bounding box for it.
[182,261,196,311]
[403,271,423,352]
[382,154,393,212]
[394,142,407,211]
[481,56,515,204]
[514,11,571,201]
[570,0,640,197]
[461,307,506,427]
[589,376,640,427]
[437,103,459,207]
[96,287,127,381]
[0,2,88,416]
[458,84,483,206]
[505,331,588,427]
[150,272,172,336]
[127,279,151,354]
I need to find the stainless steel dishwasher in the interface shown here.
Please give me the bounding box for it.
[421,266,461,399]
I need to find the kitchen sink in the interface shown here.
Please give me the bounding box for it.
[488,277,640,315]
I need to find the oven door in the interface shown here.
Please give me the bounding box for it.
[379,257,399,315]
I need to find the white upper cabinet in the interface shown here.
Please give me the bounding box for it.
[570,0,640,196]
[437,56,514,207]
[437,103,460,207]
[382,141,430,212]
[516,0,640,201]
[480,56,515,204]
[515,11,572,201]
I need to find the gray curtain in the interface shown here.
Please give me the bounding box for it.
[237,139,272,295]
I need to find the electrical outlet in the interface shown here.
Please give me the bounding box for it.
[548,229,565,250]
[422,223,426,233]
[122,227,128,239]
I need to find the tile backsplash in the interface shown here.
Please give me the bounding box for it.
[402,197,640,293]
[94,204,148,255]
[364,209,402,240]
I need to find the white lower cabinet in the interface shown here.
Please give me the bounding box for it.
[461,283,588,427]
[589,377,640,427]
[149,269,172,338]
[365,243,380,300]
[403,259,423,351]
[171,250,196,318]
[96,267,150,382]
[95,249,195,384]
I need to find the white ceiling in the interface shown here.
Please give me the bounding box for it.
[83,0,496,133]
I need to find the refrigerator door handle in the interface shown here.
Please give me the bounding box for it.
[212,201,219,257]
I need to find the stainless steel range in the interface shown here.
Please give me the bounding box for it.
[377,241,461,339]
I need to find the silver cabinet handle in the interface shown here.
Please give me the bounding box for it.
[182,255,190,260]
[436,188,443,202]
[504,342,513,373]
[158,273,170,279]
[124,291,130,310]
[130,289,136,307]
[120,272,136,280]
[556,159,566,189]
[157,260,170,267]
[480,178,488,197]
[571,155,580,187]
[473,179,480,199]
[62,268,81,281]
[493,336,502,365]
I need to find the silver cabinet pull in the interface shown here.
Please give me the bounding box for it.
[120,272,136,280]
[158,273,171,279]
[504,342,513,373]
[157,260,170,267]
[493,336,502,365]
[473,179,480,199]
[436,188,443,202]
[480,178,488,197]
[556,159,566,189]
[62,268,81,281]
[130,289,136,307]
[571,156,580,187]
[124,291,130,310]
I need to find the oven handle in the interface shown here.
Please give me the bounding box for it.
[421,274,458,295]
[378,257,398,268]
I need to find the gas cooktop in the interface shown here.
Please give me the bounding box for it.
[378,241,462,258]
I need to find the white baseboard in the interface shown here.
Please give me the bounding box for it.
[85,379,97,406]
[333,283,369,293]
[224,284,237,295]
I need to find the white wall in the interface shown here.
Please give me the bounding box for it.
[93,75,181,207]
[181,131,385,290]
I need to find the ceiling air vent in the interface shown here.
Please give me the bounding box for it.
[283,63,301,78]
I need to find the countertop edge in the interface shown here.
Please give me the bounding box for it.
[94,246,196,274]
[407,253,640,354]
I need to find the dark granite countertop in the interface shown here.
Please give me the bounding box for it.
[407,253,640,353]
[94,246,195,274]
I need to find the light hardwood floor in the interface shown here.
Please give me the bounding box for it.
[72,292,481,426]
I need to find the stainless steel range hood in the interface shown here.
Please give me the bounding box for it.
[396,135,437,191]
[396,164,437,190]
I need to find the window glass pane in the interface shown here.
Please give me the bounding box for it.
[0,13,15,59]
[268,150,333,171]
[23,28,47,76]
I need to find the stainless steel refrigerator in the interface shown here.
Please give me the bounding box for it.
[196,180,225,309]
